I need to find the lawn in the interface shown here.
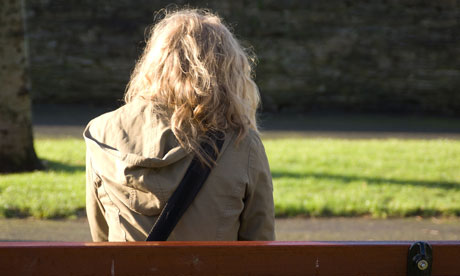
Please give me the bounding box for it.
[0,138,459,218]
[0,139,86,218]
[266,139,460,218]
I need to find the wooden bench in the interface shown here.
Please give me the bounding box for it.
[1,241,459,275]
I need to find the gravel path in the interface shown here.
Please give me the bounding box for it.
[1,217,459,242]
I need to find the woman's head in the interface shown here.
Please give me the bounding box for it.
[125,8,260,164]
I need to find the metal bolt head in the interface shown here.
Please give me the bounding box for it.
[417,259,429,271]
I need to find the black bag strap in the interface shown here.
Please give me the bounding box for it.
[146,132,224,241]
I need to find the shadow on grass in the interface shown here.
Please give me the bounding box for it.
[274,205,460,217]
[271,171,460,190]
[1,208,31,218]
[42,159,85,173]
[0,207,86,219]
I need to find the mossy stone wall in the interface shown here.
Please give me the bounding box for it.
[26,0,460,114]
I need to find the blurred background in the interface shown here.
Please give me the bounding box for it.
[1,0,460,241]
[25,0,460,115]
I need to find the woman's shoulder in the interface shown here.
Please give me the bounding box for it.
[88,100,149,127]
[84,100,156,144]
[242,129,270,174]
[223,128,266,165]
[243,129,265,153]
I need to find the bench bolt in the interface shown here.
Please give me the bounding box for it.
[407,241,432,276]
[417,259,428,270]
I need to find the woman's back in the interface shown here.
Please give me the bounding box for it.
[85,8,275,241]
[85,100,274,241]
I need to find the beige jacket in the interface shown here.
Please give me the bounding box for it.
[84,100,275,241]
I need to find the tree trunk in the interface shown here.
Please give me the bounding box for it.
[0,0,42,173]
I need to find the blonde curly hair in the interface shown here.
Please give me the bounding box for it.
[124,8,260,165]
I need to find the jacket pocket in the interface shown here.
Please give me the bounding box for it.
[124,168,165,216]
[127,186,163,216]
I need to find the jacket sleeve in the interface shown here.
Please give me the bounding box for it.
[238,135,275,241]
[86,148,109,242]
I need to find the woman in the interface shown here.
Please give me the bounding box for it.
[84,8,274,241]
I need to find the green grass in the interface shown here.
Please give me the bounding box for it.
[266,139,460,218]
[0,138,459,218]
[0,139,86,218]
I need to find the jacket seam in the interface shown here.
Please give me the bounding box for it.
[246,135,254,194]
[215,133,241,240]
[100,179,127,241]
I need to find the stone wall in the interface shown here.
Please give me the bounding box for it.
[26,0,460,114]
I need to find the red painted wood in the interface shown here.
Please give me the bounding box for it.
[0,241,458,276]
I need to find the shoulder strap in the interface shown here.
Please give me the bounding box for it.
[146,133,224,241]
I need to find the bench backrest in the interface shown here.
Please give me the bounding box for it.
[1,241,459,275]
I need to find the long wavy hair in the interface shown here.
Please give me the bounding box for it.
[124,8,260,165]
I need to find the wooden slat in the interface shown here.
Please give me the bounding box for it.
[0,241,459,276]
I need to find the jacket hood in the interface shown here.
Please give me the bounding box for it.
[83,100,192,216]
[84,101,189,169]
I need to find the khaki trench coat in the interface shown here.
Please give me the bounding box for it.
[84,100,275,241]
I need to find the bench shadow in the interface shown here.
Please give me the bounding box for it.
[42,159,85,173]
[271,171,460,191]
